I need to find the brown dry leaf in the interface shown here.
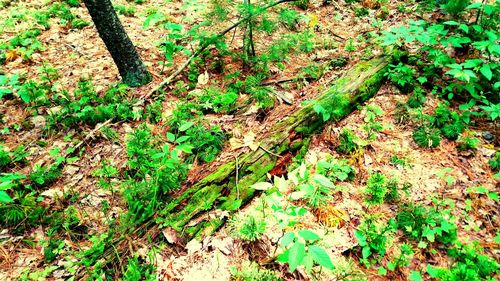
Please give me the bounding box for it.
[243,131,259,151]
[162,227,179,244]
[5,50,19,62]
[197,71,209,86]
[315,205,349,228]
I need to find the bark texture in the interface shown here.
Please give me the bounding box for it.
[159,56,390,239]
[83,0,151,87]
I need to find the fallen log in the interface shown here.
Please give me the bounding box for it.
[158,56,390,239]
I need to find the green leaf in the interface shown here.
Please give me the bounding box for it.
[312,174,334,188]
[488,192,499,202]
[0,191,13,203]
[466,2,482,9]
[303,253,314,273]
[166,132,176,142]
[480,64,493,80]
[287,242,306,272]
[280,232,295,247]
[250,182,273,191]
[298,230,320,241]
[309,245,334,270]
[378,266,388,275]
[178,121,194,132]
[409,271,423,281]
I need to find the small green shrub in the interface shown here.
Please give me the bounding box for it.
[336,128,359,154]
[396,203,457,245]
[386,63,415,93]
[488,152,500,171]
[355,214,394,266]
[229,214,266,242]
[412,126,441,148]
[364,172,388,205]
[231,261,281,281]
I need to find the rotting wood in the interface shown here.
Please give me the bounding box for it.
[158,55,390,239]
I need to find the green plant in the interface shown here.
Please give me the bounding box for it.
[456,133,480,151]
[123,256,156,281]
[407,87,426,108]
[316,155,355,182]
[355,214,394,266]
[364,172,388,205]
[114,4,136,16]
[427,242,499,280]
[231,261,281,281]
[229,214,266,241]
[386,63,415,93]
[277,230,334,273]
[488,152,500,171]
[396,203,457,246]
[336,128,360,154]
[412,126,441,148]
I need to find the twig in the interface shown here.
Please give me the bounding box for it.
[70,119,113,153]
[258,145,282,158]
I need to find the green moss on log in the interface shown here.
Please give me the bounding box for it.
[158,56,389,239]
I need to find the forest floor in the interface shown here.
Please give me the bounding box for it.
[0,0,498,280]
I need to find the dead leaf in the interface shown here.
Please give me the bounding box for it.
[162,227,179,244]
[197,71,209,86]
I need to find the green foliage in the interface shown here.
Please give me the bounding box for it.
[379,5,500,120]
[114,5,136,16]
[336,128,360,154]
[124,125,190,224]
[277,230,334,273]
[407,87,426,108]
[123,256,156,281]
[0,143,27,172]
[229,214,266,241]
[316,155,355,182]
[364,172,387,205]
[488,152,500,171]
[427,243,500,280]
[29,164,62,188]
[386,63,415,93]
[197,87,238,113]
[354,214,394,266]
[396,203,457,245]
[442,0,471,16]
[456,133,480,151]
[412,126,441,148]
[231,261,281,281]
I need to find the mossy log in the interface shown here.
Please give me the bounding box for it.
[160,56,390,239]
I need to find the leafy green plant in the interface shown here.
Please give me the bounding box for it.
[386,63,415,93]
[229,214,266,242]
[407,87,426,108]
[427,242,499,280]
[364,172,388,205]
[412,126,441,148]
[355,214,394,266]
[316,155,355,182]
[123,256,156,281]
[336,128,360,154]
[396,203,457,246]
[277,230,334,273]
[231,261,281,281]
[488,152,500,171]
[456,133,480,151]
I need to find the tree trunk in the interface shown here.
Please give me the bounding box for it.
[83,0,152,87]
[159,56,390,239]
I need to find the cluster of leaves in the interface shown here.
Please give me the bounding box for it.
[231,261,281,281]
[123,124,191,224]
[427,242,500,280]
[380,1,500,120]
[0,143,27,172]
[363,172,400,205]
[355,214,395,266]
[396,203,458,246]
[0,1,89,62]
[336,128,360,154]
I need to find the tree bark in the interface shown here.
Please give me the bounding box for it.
[83,0,152,87]
[159,56,390,239]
